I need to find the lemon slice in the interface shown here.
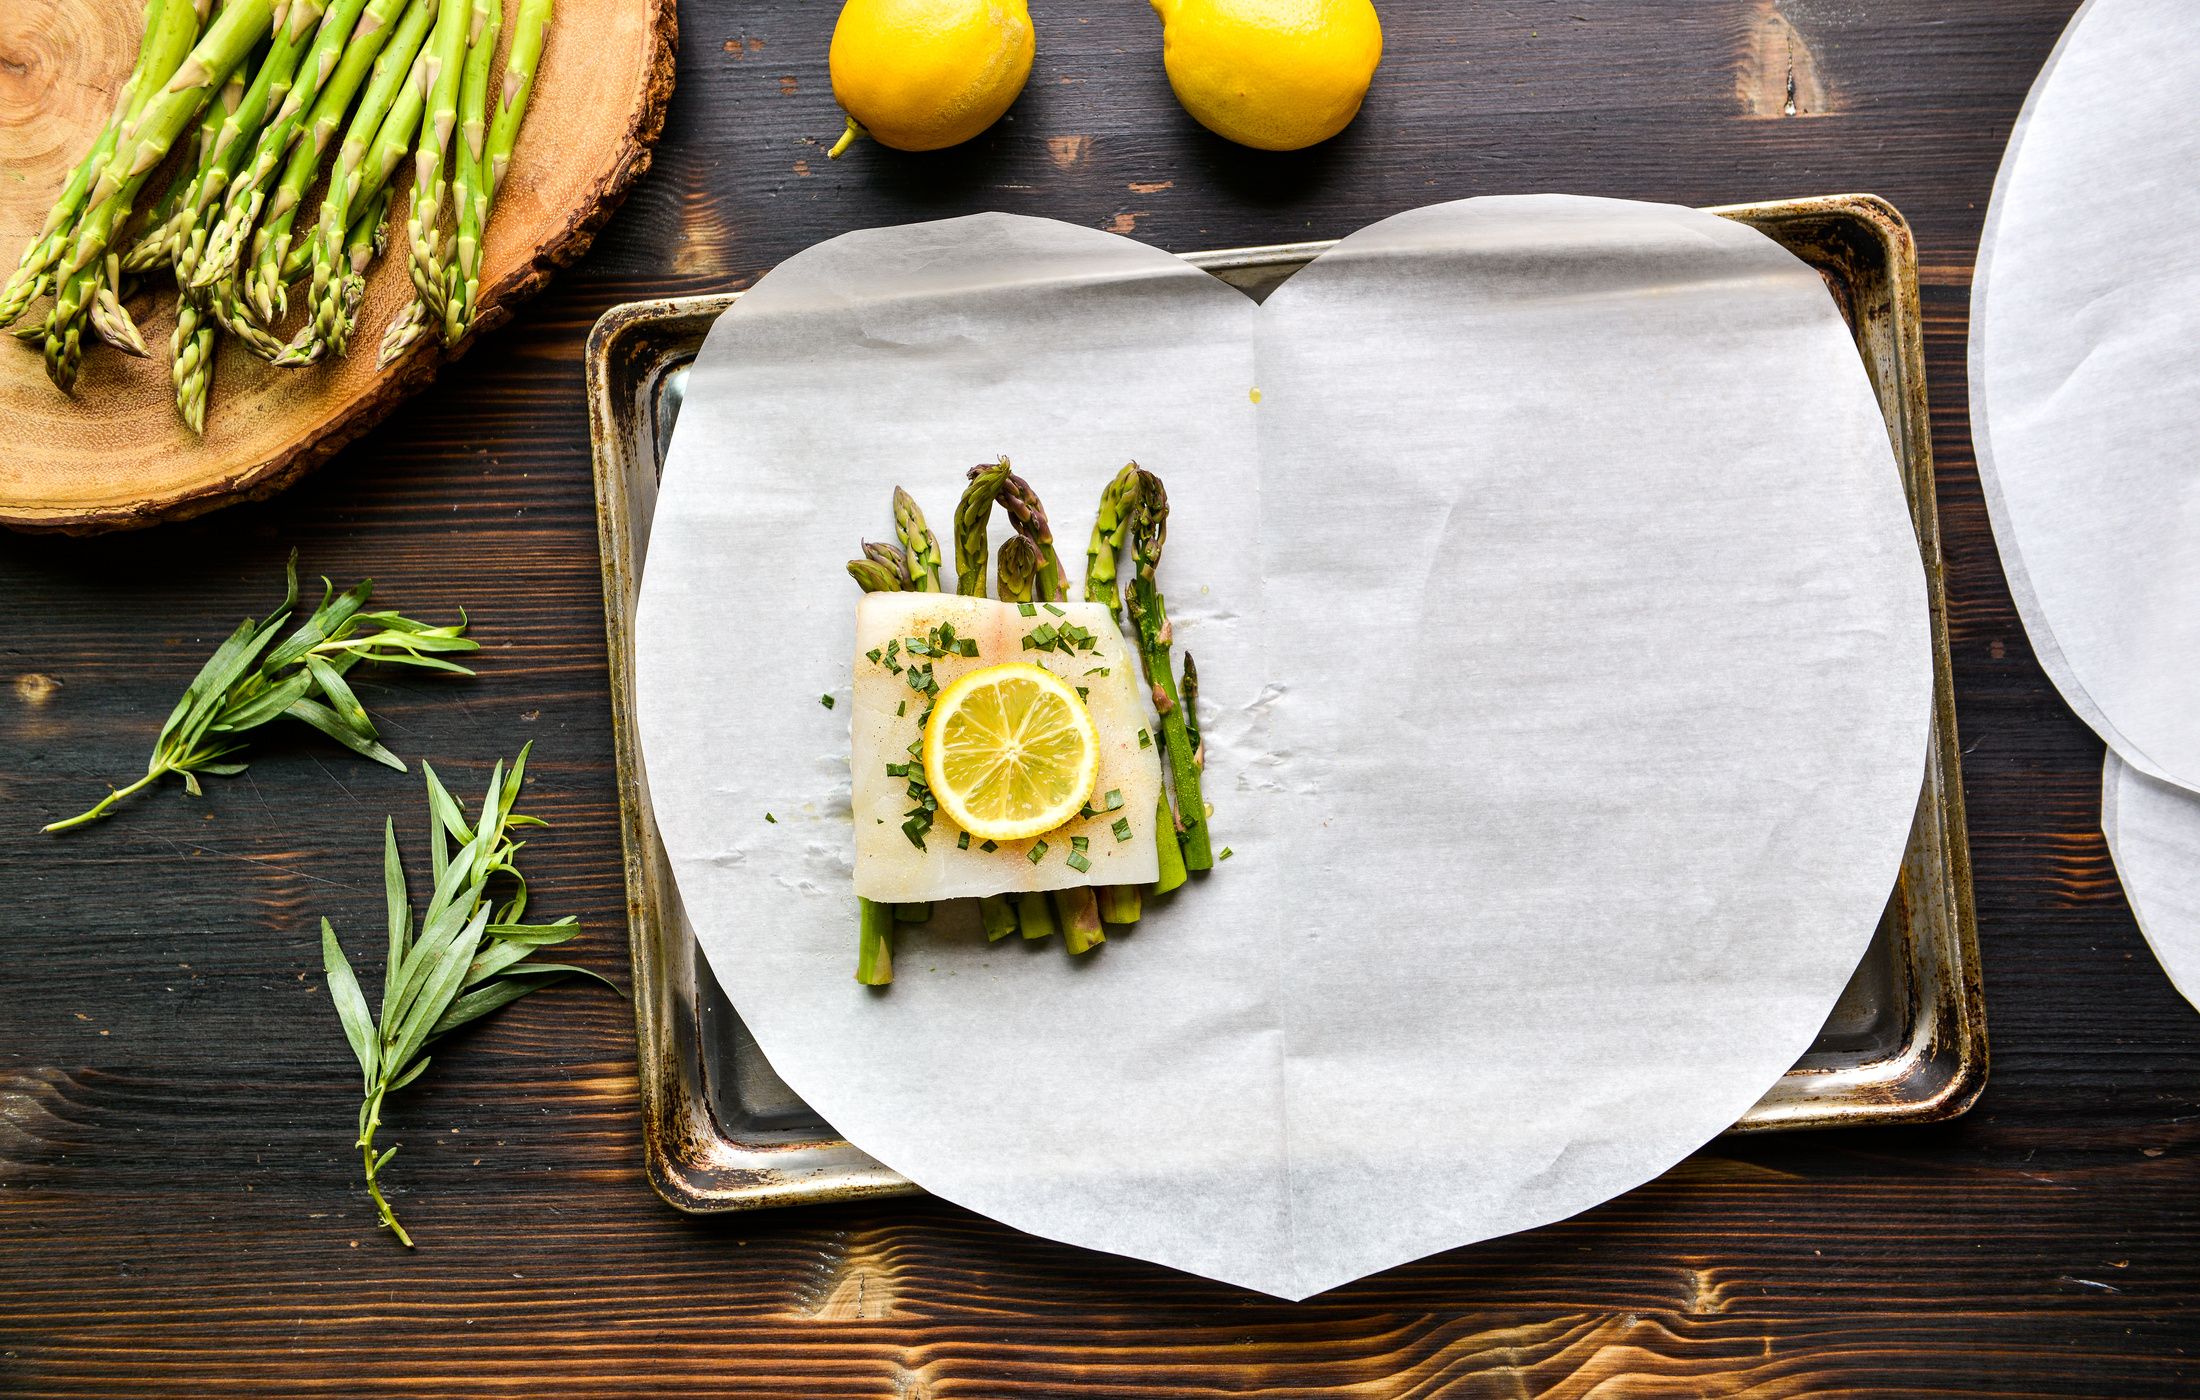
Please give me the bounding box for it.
[923,662,1101,842]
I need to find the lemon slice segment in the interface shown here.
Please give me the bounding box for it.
[923,662,1101,843]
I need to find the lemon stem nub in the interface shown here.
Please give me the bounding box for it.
[828,116,865,159]
[857,898,895,984]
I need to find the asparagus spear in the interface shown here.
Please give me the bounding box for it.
[995,533,1037,604]
[1086,461,1148,923]
[994,535,1101,953]
[171,0,325,288]
[1126,469,1215,871]
[242,0,412,326]
[845,494,955,979]
[169,298,218,434]
[483,0,552,203]
[1015,889,1058,942]
[284,0,426,284]
[0,0,173,327]
[436,0,499,346]
[856,897,893,986]
[951,466,1022,940]
[27,0,205,371]
[191,0,373,291]
[995,467,1068,602]
[430,0,550,346]
[1151,792,1187,893]
[44,0,275,393]
[846,544,906,593]
[954,457,1011,597]
[88,254,149,357]
[893,487,945,593]
[277,0,432,364]
[401,0,472,320]
[1084,461,1141,622]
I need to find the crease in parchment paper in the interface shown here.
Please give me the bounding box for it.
[633,196,1933,1297]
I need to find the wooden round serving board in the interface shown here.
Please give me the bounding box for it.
[0,0,675,534]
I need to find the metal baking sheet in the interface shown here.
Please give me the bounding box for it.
[587,195,1989,1215]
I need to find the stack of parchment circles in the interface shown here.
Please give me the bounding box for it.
[1971,0,2200,1008]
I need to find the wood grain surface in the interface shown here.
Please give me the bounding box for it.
[6,0,2195,1395]
[0,0,674,533]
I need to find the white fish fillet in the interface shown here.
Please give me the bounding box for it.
[852,594,1163,903]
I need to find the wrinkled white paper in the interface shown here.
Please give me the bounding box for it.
[2103,755,2200,1011]
[633,196,1933,1298]
[1971,0,2200,789]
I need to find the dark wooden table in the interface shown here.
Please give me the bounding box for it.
[7,1,2195,1394]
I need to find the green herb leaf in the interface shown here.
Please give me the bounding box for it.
[820,693,835,709]
[322,918,379,1088]
[1070,835,1089,852]
[1103,789,1124,811]
[1027,840,1048,864]
[1066,850,1091,873]
[1112,817,1133,841]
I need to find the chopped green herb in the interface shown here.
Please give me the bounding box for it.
[902,815,930,850]
[956,639,979,657]
[866,648,882,665]
[896,700,906,717]
[1070,835,1089,852]
[1137,729,1152,749]
[1078,803,1097,819]
[1043,603,1066,617]
[820,693,835,709]
[885,762,910,778]
[1017,602,1037,618]
[1103,788,1124,811]
[1111,816,1133,842]
[1085,665,1111,677]
[957,831,971,850]
[980,840,999,853]
[1065,850,1091,873]
[906,637,933,657]
[1027,840,1048,864]
[1076,687,1089,701]
[1219,847,1234,861]
[765,812,776,823]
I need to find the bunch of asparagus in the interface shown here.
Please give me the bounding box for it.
[843,459,1216,985]
[0,0,553,430]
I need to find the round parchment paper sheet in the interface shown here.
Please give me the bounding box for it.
[633,197,1933,1298]
[1970,0,2200,787]
[2103,755,2200,1014]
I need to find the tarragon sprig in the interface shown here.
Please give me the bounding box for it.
[43,551,477,833]
[323,745,615,1246]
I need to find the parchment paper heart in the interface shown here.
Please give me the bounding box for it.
[633,196,1933,1298]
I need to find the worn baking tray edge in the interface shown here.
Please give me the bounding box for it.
[588,194,1988,1214]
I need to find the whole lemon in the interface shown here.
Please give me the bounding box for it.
[1150,0,1382,152]
[828,0,1036,156]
